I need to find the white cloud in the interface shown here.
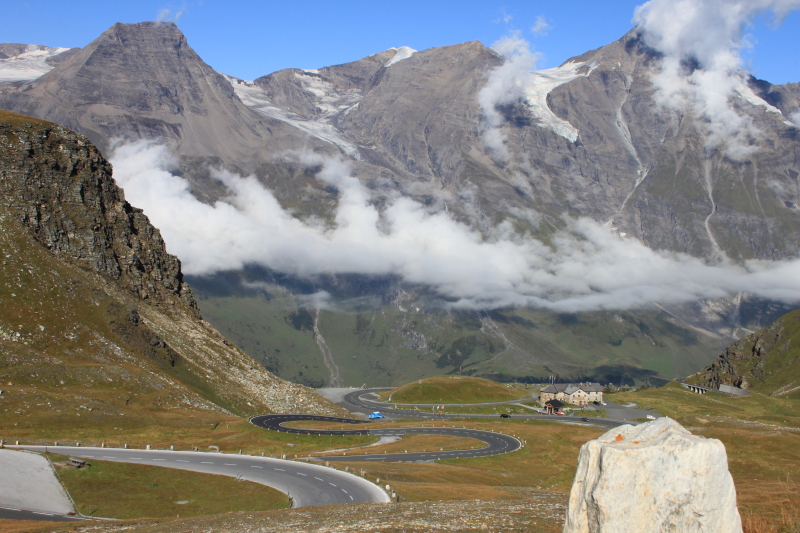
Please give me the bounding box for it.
[633,0,800,159]
[494,10,513,24]
[478,33,539,161]
[790,111,800,128]
[110,140,800,312]
[155,5,186,23]
[531,15,550,36]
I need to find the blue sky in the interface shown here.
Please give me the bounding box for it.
[4,1,800,84]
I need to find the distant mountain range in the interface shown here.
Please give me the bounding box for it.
[1,22,798,387]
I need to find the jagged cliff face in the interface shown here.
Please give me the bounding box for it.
[689,308,800,398]
[0,112,196,309]
[0,110,344,419]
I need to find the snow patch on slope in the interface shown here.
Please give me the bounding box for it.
[524,61,595,143]
[385,47,416,67]
[294,71,363,119]
[0,45,70,83]
[735,83,781,114]
[223,74,362,160]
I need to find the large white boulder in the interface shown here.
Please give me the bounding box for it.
[563,417,742,533]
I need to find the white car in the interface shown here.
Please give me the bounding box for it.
[646,415,656,420]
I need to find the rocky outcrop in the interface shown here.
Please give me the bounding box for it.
[689,308,800,396]
[563,417,741,533]
[0,109,347,418]
[0,110,197,311]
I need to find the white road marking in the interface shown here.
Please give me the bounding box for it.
[250,466,263,469]
[314,477,324,481]
[201,461,213,464]
[296,472,307,476]
[274,468,285,471]
[224,463,237,466]
[177,460,189,462]
[328,483,337,487]
[130,457,142,460]
[33,512,54,516]
[102,456,116,459]
[152,459,165,461]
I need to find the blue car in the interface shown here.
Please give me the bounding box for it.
[369,412,385,420]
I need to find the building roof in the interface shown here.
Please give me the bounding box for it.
[541,382,603,394]
[544,399,564,407]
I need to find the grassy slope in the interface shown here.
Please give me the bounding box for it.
[4,388,797,529]
[384,375,527,404]
[611,382,800,518]
[49,453,288,519]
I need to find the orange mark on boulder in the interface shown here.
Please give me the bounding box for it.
[615,434,624,441]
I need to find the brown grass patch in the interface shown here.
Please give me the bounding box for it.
[0,520,76,533]
[314,434,485,456]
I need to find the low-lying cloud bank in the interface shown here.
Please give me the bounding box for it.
[111,141,800,312]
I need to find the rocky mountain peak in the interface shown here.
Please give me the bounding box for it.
[106,21,185,47]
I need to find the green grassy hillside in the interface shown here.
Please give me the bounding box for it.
[190,273,731,388]
[606,382,800,519]
[385,375,527,404]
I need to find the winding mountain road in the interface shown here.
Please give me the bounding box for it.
[251,414,521,462]
[14,446,390,508]
[10,390,632,519]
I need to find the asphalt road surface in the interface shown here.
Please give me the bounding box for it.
[251,414,521,462]
[0,506,83,522]
[14,446,390,508]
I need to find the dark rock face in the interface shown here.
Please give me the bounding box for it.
[0,110,197,311]
[689,308,800,395]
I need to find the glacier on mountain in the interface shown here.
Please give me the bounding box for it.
[524,61,596,143]
[385,46,416,67]
[0,45,70,83]
[223,74,362,160]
